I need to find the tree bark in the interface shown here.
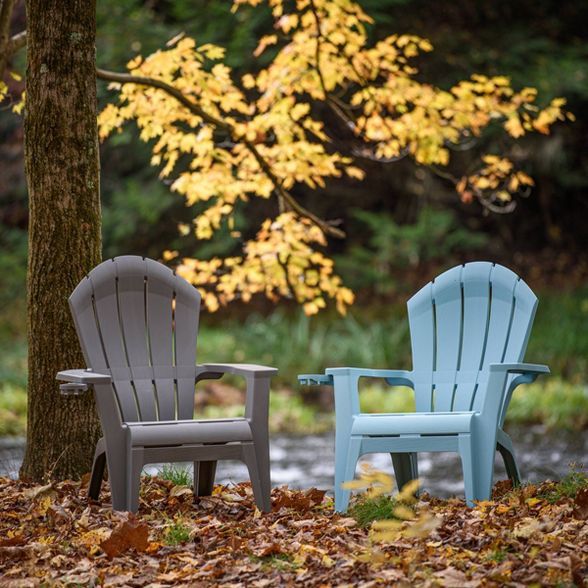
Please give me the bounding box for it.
[20,0,102,481]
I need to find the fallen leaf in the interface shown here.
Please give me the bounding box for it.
[0,545,30,561]
[305,488,327,505]
[169,485,193,498]
[273,491,311,511]
[569,553,586,586]
[252,543,284,557]
[513,517,542,539]
[0,535,26,547]
[573,487,588,519]
[23,483,53,500]
[492,479,513,498]
[100,515,149,558]
[47,503,71,526]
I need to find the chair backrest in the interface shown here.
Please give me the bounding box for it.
[69,256,201,423]
[407,262,537,414]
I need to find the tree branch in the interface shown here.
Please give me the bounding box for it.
[308,0,357,127]
[0,0,18,80]
[5,34,346,238]
[96,68,229,129]
[7,29,26,54]
[96,67,345,238]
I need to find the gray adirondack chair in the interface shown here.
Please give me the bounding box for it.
[299,262,549,511]
[57,256,276,512]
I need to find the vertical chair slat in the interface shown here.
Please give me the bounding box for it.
[498,278,538,423]
[88,260,140,422]
[407,283,435,412]
[69,278,109,372]
[431,265,463,412]
[114,257,158,421]
[177,378,197,420]
[173,276,200,365]
[453,262,492,410]
[482,264,519,367]
[471,264,518,412]
[145,259,177,419]
[503,279,538,363]
[153,379,176,421]
[173,275,200,416]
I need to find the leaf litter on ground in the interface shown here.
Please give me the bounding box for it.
[0,467,586,586]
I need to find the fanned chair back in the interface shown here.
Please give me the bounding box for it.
[69,256,200,423]
[407,262,538,420]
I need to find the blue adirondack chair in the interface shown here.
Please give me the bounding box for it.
[299,262,549,511]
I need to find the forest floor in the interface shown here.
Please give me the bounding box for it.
[0,471,586,587]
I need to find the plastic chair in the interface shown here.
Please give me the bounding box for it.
[58,256,276,512]
[299,262,549,511]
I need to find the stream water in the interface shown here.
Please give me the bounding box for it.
[1,425,586,498]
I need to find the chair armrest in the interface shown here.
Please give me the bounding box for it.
[196,363,278,380]
[56,369,112,396]
[298,374,334,386]
[196,364,275,429]
[56,369,112,384]
[492,364,548,428]
[489,363,550,375]
[325,367,414,387]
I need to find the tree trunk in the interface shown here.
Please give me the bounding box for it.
[20,0,102,482]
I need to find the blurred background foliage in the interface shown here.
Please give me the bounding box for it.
[0,0,586,434]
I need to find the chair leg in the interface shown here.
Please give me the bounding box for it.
[459,433,495,506]
[475,437,496,503]
[194,461,217,496]
[391,452,419,493]
[335,436,362,513]
[242,444,271,512]
[88,437,106,500]
[89,452,106,500]
[125,449,144,513]
[104,443,129,511]
[497,440,521,487]
[458,435,476,507]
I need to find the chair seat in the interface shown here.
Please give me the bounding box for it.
[126,418,253,447]
[351,411,476,436]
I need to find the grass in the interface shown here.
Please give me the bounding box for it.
[197,305,412,387]
[538,466,587,503]
[249,553,297,571]
[163,518,191,546]
[201,389,334,434]
[159,464,192,487]
[0,289,586,436]
[349,494,402,528]
[507,379,588,430]
[0,383,27,437]
[486,549,509,563]
[0,377,586,438]
[196,287,588,386]
[349,466,588,530]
